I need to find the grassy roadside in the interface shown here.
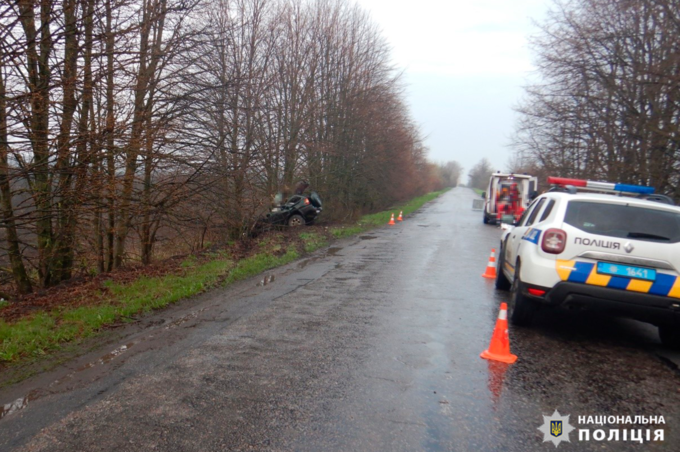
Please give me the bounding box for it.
[0,188,448,370]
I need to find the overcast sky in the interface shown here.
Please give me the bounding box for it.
[353,0,550,176]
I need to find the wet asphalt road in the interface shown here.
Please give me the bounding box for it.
[1,187,679,451]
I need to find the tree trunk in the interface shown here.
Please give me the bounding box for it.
[0,60,32,294]
[56,0,96,281]
[114,0,168,268]
[104,0,116,272]
[141,112,154,265]
[53,0,94,282]
[18,0,55,287]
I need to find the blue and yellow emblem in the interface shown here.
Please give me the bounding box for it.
[522,228,541,244]
[551,420,562,437]
[539,410,574,446]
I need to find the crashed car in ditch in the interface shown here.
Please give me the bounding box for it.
[264,181,323,226]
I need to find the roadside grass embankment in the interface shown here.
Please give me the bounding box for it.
[0,188,448,372]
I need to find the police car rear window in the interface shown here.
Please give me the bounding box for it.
[564,201,680,243]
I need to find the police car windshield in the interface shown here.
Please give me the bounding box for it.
[564,201,680,243]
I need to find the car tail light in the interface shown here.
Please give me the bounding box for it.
[304,198,310,205]
[542,228,567,254]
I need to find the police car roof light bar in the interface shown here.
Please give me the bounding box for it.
[547,177,655,195]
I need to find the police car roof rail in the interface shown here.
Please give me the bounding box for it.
[547,177,655,195]
[547,185,577,194]
[638,193,675,205]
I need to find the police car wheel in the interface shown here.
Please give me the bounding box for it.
[495,247,511,291]
[659,325,680,350]
[509,262,535,327]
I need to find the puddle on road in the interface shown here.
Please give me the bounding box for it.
[327,247,343,256]
[164,307,209,329]
[1,341,137,421]
[486,360,510,408]
[359,235,377,240]
[297,257,321,269]
[0,389,42,421]
[256,275,276,286]
[76,343,135,372]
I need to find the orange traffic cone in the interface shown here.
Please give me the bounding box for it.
[480,302,517,364]
[397,211,403,221]
[482,249,497,279]
[388,213,396,225]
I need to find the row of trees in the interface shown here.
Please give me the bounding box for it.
[438,160,462,188]
[513,0,680,197]
[0,0,452,294]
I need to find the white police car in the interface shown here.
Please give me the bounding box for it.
[495,177,680,348]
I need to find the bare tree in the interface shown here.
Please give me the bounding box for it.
[439,161,462,187]
[0,0,445,295]
[514,0,680,197]
[0,49,32,294]
[467,158,493,190]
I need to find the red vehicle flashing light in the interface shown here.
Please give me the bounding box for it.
[547,177,587,187]
[542,228,567,254]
